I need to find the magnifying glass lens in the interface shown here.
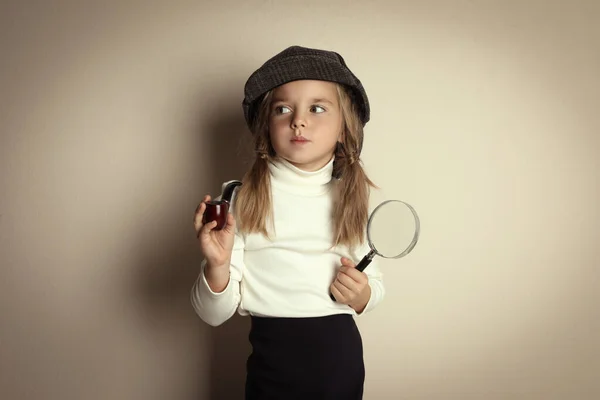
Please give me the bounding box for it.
[368,200,419,258]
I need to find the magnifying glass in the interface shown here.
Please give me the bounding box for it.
[330,199,421,301]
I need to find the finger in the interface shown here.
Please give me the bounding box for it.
[336,272,359,293]
[194,195,211,214]
[195,195,212,213]
[340,257,356,268]
[332,280,352,301]
[198,220,217,238]
[198,220,217,239]
[340,266,367,282]
[193,195,213,232]
[330,284,344,302]
[193,208,206,234]
[223,212,236,233]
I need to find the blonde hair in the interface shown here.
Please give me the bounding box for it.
[235,83,376,249]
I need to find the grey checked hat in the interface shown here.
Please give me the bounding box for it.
[242,45,370,130]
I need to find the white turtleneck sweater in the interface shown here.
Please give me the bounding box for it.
[191,157,385,326]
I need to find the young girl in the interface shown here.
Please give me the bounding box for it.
[191,45,385,399]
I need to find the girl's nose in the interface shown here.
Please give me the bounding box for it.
[291,115,307,129]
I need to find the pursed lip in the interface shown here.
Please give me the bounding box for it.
[291,136,310,142]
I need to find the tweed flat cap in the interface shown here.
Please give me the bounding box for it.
[242,45,370,130]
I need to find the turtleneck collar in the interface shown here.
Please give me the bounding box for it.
[268,156,334,196]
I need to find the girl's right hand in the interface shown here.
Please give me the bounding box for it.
[193,194,236,269]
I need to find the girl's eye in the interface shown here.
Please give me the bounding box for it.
[311,105,326,113]
[275,105,291,114]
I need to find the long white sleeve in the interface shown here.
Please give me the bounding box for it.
[190,231,245,326]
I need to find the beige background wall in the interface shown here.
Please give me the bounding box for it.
[1,1,598,399]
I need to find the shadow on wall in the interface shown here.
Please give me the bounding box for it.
[130,92,254,399]
[203,105,254,399]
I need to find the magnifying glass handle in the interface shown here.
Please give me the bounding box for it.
[355,256,373,273]
[356,249,376,272]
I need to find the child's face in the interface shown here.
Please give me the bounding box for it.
[268,80,342,172]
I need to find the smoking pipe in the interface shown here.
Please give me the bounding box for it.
[202,180,243,231]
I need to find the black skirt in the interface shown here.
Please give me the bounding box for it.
[245,314,365,400]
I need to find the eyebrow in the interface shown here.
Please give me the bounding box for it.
[312,98,335,105]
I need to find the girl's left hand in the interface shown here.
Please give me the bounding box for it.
[330,257,371,312]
